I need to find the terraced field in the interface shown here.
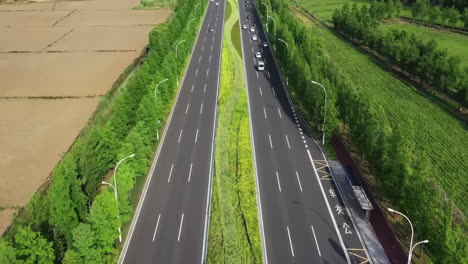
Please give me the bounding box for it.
[310,24,468,214]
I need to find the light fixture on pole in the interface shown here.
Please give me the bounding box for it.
[261,2,268,28]
[388,208,414,264]
[277,38,288,85]
[101,181,122,242]
[175,39,186,86]
[310,81,327,145]
[187,18,196,32]
[409,240,429,263]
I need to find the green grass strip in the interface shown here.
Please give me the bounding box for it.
[207,0,262,262]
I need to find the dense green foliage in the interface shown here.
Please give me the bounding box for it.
[0,0,207,262]
[410,0,467,28]
[332,2,468,107]
[207,0,262,262]
[257,0,467,262]
[381,22,468,67]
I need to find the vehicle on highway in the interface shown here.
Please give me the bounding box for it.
[263,42,268,47]
[209,27,214,32]
[255,52,261,58]
[252,35,257,41]
[245,4,249,7]
[246,15,251,19]
[242,24,248,30]
[250,27,255,32]
[215,2,219,5]
[246,8,249,11]
[257,61,265,71]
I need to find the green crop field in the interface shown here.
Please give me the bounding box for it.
[303,22,468,214]
[382,22,468,67]
[295,0,411,21]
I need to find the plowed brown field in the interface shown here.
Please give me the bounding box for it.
[0,0,170,236]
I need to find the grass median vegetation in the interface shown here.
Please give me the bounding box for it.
[207,0,262,263]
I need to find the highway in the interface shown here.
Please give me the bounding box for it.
[238,1,371,263]
[118,0,225,263]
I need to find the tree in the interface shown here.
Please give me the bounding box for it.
[464,8,468,29]
[412,0,429,22]
[428,6,441,27]
[48,154,84,245]
[447,7,461,29]
[12,226,54,264]
[63,224,101,264]
[0,240,18,264]
[87,191,120,263]
[394,0,403,17]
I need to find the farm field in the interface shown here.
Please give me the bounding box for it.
[307,22,468,215]
[0,0,170,236]
[381,22,468,67]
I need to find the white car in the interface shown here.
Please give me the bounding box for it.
[250,27,255,32]
[257,61,265,71]
[252,35,257,41]
[215,2,219,5]
[255,52,261,58]
[242,24,248,30]
[263,42,268,47]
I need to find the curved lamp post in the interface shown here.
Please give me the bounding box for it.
[154,79,168,140]
[388,208,414,264]
[409,240,429,263]
[277,38,288,85]
[175,39,186,85]
[310,81,327,145]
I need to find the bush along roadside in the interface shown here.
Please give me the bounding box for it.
[207,0,262,262]
[256,0,467,263]
[0,0,208,263]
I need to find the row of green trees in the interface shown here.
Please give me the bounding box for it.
[332,3,468,107]
[257,0,466,262]
[0,0,207,262]
[411,0,468,29]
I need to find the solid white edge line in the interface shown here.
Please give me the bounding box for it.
[275,171,282,192]
[311,225,322,257]
[286,226,295,257]
[178,129,183,143]
[285,134,291,149]
[167,163,174,183]
[117,2,210,261]
[177,213,184,242]
[200,0,224,262]
[268,134,273,149]
[195,128,199,143]
[186,103,190,114]
[188,163,193,182]
[152,214,161,242]
[307,149,351,263]
[295,171,303,192]
[238,7,268,264]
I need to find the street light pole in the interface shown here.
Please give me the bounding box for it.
[175,39,186,86]
[261,3,268,28]
[267,15,276,45]
[388,208,414,264]
[277,38,288,85]
[310,81,327,145]
[154,78,168,140]
[187,18,196,32]
[195,2,201,13]
[101,181,121,242]
[409,240,429,263]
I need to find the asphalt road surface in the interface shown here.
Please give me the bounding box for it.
[238,1,371,263]
[118,0,225,263]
